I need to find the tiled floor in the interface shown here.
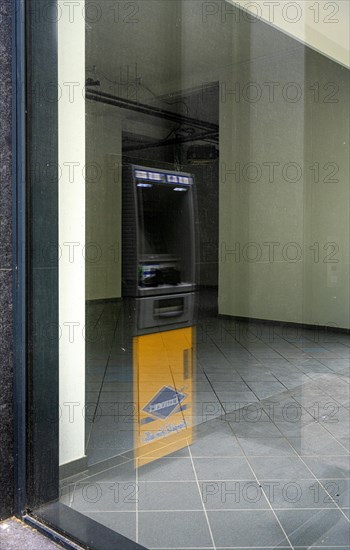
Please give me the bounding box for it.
[61,291,350,549]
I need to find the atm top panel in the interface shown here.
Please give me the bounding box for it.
[133,166,193,185]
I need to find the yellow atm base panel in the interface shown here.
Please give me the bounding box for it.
[133,327,195,467]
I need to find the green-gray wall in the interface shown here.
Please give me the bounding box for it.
[85,2,349,328]
[219,42,349,329]
[86,102,122,300]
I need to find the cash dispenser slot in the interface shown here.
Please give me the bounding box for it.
[137,293,194,330]
[154,297,184,318]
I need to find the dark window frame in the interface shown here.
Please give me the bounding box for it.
[13,1,146,547]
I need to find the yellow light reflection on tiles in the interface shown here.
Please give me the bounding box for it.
[133,327,195,467]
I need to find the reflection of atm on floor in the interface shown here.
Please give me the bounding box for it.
[122,164,197,465]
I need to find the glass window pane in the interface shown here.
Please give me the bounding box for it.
[28,1,350,548]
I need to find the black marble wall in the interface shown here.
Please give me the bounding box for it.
[0,0,14,520]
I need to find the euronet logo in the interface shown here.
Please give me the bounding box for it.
[149,397,179,413]
[143,386,187,421]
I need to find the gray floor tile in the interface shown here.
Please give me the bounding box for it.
[195,379,217,391]
[274,374,312,390]
[138,457,196,481]
[205,371,244,381]
[222,402,259,414]
[101,381,134,393]
[207,510,289,547]
[295,363,333,374]
[229,418,283,438]
[88,413,137,434]
[86,418,134,464]
[249,456,314,480]
[193,457,255,481]
[191,393,225,418]
[323,419,350,438]
[229,360,264,369]
[226,404,271,423]
[319,479,350,508]
[137,481,202,511]
[94,402,136,416]
[69,480,137,512]
[82,511,136,541]
[103,371,133,383]
[98,390,134,403]
[84,459,137,483]
[290,391,330,408]
[337,437,350,450]
[184,413,223,426]
[86,391,99,404]
[321,359,350,370]
[261,479,337,509]
[189,425,243,457]
[240,371,279,382]
[201,479,269,510]
[295,547,350,549]
[216,390,259,402]
[209,382,251,392]
[238,437,297,457]
[287,434,349,456]
[273,418,319,437]
[191,398,225,414]
[87,445,133,466]
[259,399,303,422]
[83,302,350,547]
[248,381,287,400]
[302,456,350,479]
[139,445,190,460]
[194,391,222,403]
[86,381,107,392]
[138,511,213,548]
[275,509,350,547]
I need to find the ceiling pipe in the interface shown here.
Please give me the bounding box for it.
[123,130,219,153]
[85,88,219,133]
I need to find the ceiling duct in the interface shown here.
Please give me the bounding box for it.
[186,144,219,164]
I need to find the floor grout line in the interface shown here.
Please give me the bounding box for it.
[136,458,139,543]
[276,396,350,454]
[188,445,216,550]
[226,423,295,550]
[145,547,349,550]
[256,420,350,524]
[145,547,310,550]
[67,449,349,484]
[294,454,350,524]
[63,507,348,513]
[63,477,350,485]
[82,303,349,547]
[148,548,290,550]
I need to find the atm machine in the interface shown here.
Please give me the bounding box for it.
[122,164,197,466]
